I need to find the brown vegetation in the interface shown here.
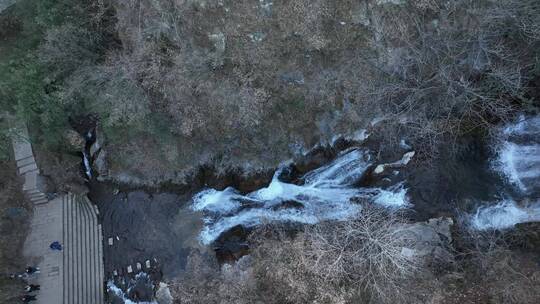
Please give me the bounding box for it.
[73,0,539,183]
[171,207,434,304]
[3,0,538,185]
[170,210,540,304]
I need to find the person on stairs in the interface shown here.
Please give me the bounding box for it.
[21,295,37,302]
[24,284,40,292]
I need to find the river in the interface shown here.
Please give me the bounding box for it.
[89,115,540,303]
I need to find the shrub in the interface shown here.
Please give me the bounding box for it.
[360,0,540,159]
[457,229,540,304]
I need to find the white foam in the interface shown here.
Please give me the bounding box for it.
[497,142,525,190]
[373,185,410,208]
[107,280,157,304]
[192,148,412,244]
[471,199,540,230]
[192,188,243,213]
[83,151,92,178]
[494,116,540,192]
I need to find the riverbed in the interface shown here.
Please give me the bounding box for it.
[89,115,540,303]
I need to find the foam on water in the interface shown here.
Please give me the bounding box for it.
[494,116,540,192]
[471,199,540,230]
[373,184,410,208]
[192,148,410,244]
[107,281,157,304]
[470,115,540,230]
[83,151,92,178]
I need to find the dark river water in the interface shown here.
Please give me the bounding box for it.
[87,115,540,303]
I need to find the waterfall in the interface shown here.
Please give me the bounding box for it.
[471,115,540,230]
[107,273,157,304]
[192,148,410,244]
[495,116,540,194]
[83,151,92,179]
[82,130,95,179]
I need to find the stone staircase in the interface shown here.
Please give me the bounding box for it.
[63,194,105,304]
[12,124,48,205]
[11,121,105,304]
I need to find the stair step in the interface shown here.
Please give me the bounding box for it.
[30,197,47,203]
[60,194,104,304]
[19,162,38,174]
[76,195,82,304]
[90,199,100,304]
[25,189,41,195]
[62,195,68,304]
[13,141,33,161]
[29,193,46,200]
[16,155,36,168]
[33,198,48,205]
[22,172,38,191]
[69,194,76,304]
[81,196,91,304]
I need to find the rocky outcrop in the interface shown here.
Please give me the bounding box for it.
[64,129,86,152]
[156,282,173,304]
[398,217,454,263]
[373,151,415,175]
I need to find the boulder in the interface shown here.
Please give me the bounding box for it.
[93,149,109,179]
[397,217,454,262]
[373,151,415,175]
[64,129,85,151]
[155,282,173,304]
[360,151,415,187]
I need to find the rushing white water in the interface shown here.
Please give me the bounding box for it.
[192,148,410,244]
[495,116,540,194]
[107,274,157,304]
[471,115,540,230]
[83,151,92,178]
[373,184,410,208]
[471,199,540,230]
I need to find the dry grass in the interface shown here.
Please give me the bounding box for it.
[359,0,540,160]
[451,228,540,304]
[171,206,423,304]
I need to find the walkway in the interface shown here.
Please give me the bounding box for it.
[13,123,104,304]
[63,194,104,304]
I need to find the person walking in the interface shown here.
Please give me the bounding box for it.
[25,266,40,274]
[24,284,40,292]
[21,295,37,302]
[49,241,62,251]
